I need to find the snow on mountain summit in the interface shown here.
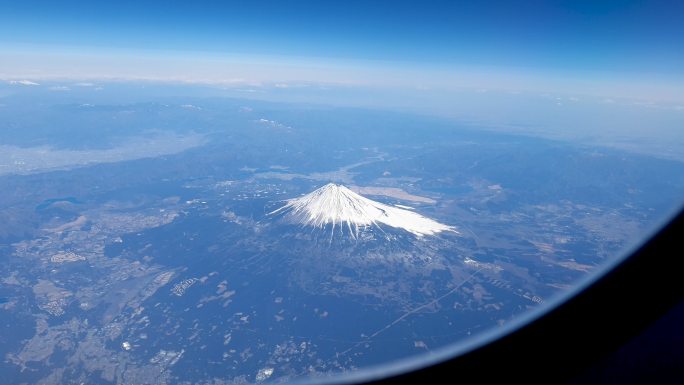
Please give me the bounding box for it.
[271,183,456,237]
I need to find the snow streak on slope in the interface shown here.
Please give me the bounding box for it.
[271,183,456,237]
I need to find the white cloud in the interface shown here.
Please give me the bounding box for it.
[1,47,683,104]
[8,80,40,86]
[255,118,290,130]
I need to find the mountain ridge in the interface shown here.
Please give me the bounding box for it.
[270,183,456,238]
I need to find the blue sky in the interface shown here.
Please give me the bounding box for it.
[1,0,683,100]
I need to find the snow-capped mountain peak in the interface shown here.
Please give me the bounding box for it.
[271,183,455,237]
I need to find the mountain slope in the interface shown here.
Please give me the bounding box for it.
[271,183,455,238]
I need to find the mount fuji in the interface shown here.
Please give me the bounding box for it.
[270,183,456,238]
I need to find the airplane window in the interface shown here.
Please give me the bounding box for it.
[1,1,682,384]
